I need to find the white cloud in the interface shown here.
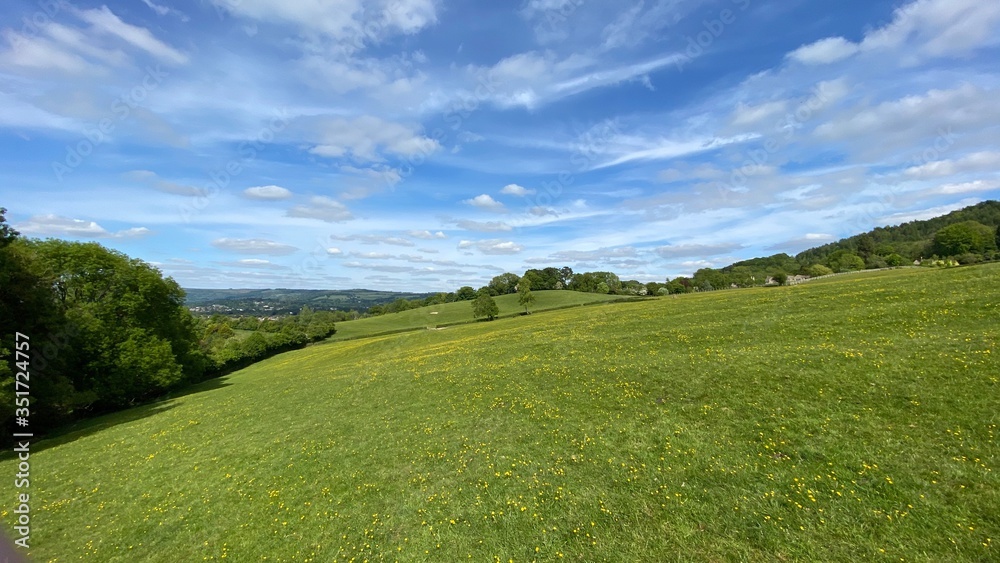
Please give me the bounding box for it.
[459,239,524,255]
[550,246,637,262]
[287,196,354,223]
[211,238,299,255]
[124,170,205,197]
[141,0,189,20]
[211,0,437,49]
[408,230,447,239]
[593,133,758,170]
[243,185,293,200]
[500,183,534,196]
[339,165,403,200]
[15,215,151,239]
[787,37,859,65]
[326,247,343,255]
[815,84,1000,143]
[786,0,1000,66]
[455,220,512,232]
[0,32,93,73]
[731,100,788,127]
[930,180,1000,195]
[464,194,507,212]
[478,240,524,255]
[654,243,744,258]
[903,151,1000,179]
[860,0,1000,58]
[599,1,688,51]
[330,234,416,246]
[470,51,685,109]
[351,252,393,260]
[878,198,984,224]
[529,206,557,216]
[76,6,188,65]
[116,227,153,238]
[307,116,440,163]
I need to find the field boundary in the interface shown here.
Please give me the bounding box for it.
[316,296,644,344]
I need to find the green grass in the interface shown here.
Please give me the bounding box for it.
[326,290,625,341]
[3,265,998,561]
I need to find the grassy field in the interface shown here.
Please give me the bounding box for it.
[3,265,998,561]
[326,290,625,341]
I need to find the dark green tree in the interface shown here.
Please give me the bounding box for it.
[932,221,997,257]
[856,234,876,258]
[884,253,907,267]
[456,286,477,301]
[29,239,206,408]
[488,272,521,295]
[472,290,500,321]
[827,250,865,273]
[558,267,573,288]
[806,264,833,277]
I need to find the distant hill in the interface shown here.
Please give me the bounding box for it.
[183,288,434,315]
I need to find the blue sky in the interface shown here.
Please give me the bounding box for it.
[1,0,999,291]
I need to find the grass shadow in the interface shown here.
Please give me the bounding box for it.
[1,377,232,459]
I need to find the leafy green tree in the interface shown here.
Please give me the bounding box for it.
[827,250,865,273]
[996,226,1000,253]
[1,226,82,429]
[932,221,997,257]
[489,272,521,295]
[728,266,754,287]
[0,207,17,247]
[806,264,833,277]
[884,254,907,267]
[773,272,788,286]
[856,234,876,258]
[596,281,610,294]
[665,277,692,294]
[100,328,183,407]
[558,267,573,288]
[29,239,206,407]
[472,290,500,320]
[518,276,535,313]
[456,286,477,301]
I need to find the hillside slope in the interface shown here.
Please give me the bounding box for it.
[3,265,998,561]
[795,199,1000,264]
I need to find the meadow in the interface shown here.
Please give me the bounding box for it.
[2,265,997,561]
[326,290,624,341]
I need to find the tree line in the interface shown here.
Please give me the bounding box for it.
[0,209,337,437]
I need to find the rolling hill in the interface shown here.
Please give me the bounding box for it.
[3,265,997,561]
[326,290,627,341]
